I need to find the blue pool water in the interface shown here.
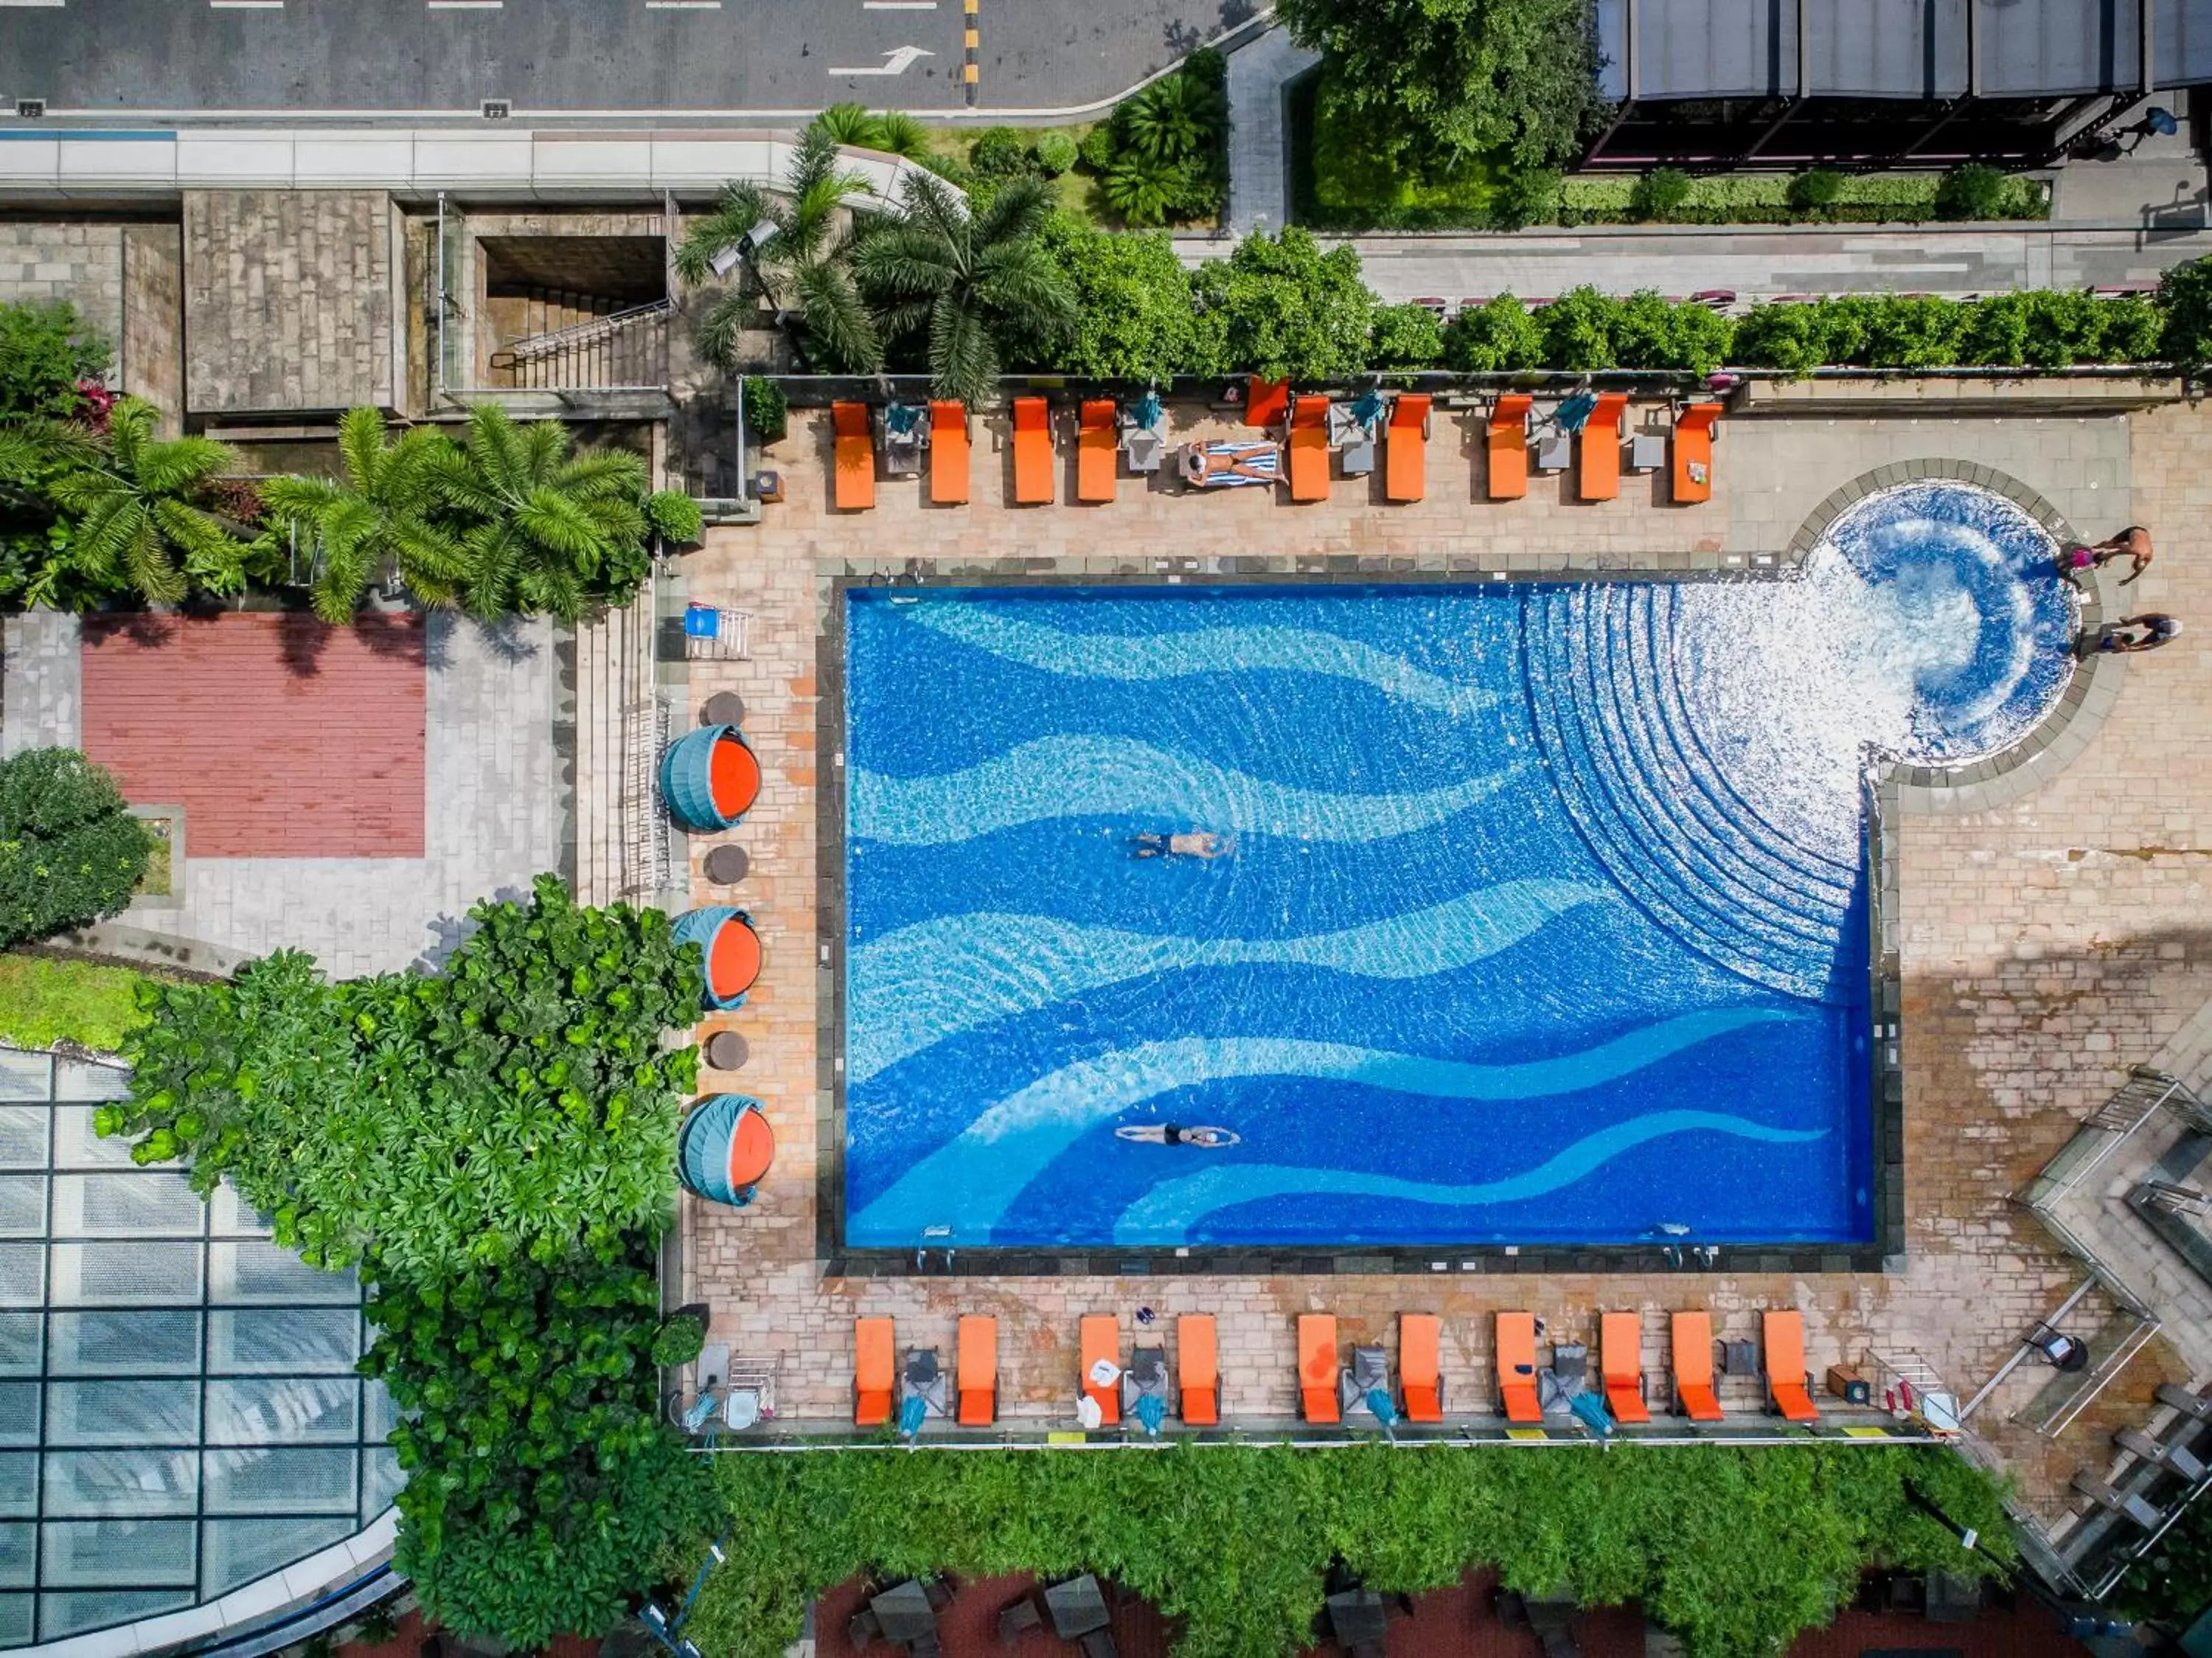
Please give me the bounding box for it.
[841,482,2073,1249]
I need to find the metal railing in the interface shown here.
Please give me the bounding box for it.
[495,296,673,365]
[484,299,672,392]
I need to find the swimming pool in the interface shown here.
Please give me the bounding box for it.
[839,482,2072,1251]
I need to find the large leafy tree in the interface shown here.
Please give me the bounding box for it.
[0,747,151,948]
[259,406,469,623]
[1277,0,1604,172]
[1032,215,1197,381]
[675,126,884,373]
[855,170,1076,404]
[40,397,251,606]
[428,404,655,622]
[101,875,700,1279]
[1189,226,1376,381]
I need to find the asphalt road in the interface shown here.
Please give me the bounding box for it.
[0,0,1251,119]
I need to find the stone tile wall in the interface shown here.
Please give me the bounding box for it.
[0,221,124,372]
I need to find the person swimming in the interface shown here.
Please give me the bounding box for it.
[1114,1123,1241,1148]
[1130,830,1230,859]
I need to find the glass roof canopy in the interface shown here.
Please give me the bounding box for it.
[0,1050,399,1647]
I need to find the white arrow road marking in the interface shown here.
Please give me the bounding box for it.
[828,44,933,74]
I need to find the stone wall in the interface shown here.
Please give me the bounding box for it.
[121,222,184,429]
[0,221,125,374]
[183,190,397,415]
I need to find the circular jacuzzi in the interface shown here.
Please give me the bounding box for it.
[1813,480,2078,764]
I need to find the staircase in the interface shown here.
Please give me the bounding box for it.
[484,290,670,390]
[574,578,672,906]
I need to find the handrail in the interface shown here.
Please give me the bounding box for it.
[493,296,672,365]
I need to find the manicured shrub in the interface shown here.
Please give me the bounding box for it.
[741,373,789,445]
[1033,131,1079,177]
[968,126,1033,178]
[1368,302,1447,369]
[2097,294,2165,362]
[102,874,700,1278]
[0,747,151,948]
[1444,296,1547,372]
[1729,300,1830,375]
[1076,125,1117,173]
[1789,167,1844,210]
[1538,285,1622,370]
[1630,167,1694,221]
[682,1442,2014,1658]
[1034,215,1199,381]
[364,1242,715,1647]
[1857,294,1969,369]
[2158,254,2212,370]
[0,300,109,420]
[646,488,703,545]
[1491,167,1562,232]
[1611,290,1734,375]
[1934,162,2008,221]
[1189,226,1377,381]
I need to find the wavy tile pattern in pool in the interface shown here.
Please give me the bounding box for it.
[845,582,1895,1252]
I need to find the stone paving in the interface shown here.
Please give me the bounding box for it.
[0,611,560,979]
[679,397,2212,1522]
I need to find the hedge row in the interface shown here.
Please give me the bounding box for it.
[681,1442,2014,1658]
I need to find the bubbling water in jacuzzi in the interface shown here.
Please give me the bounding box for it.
[1672,484,2075,867]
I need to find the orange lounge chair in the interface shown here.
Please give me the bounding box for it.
[1245,375,1290,429]
[1384,394,1430,503]
[1496,1312,1541,1424]
[1579,392,1628,502]
[1179,1313,1219,1426]
[1080,1314,1121,1426]
[1012,397,1054,504]
[1286,396,1329,503]
[930,399,970,505]
[1077,399,1117,503]
[1399,1313,1442,1423]
[1486,395,1532,501]
[1672,401,1722,504]
[855,1316,895,1426]
[832,402,875,512]
[957,1314,998,1426]
[1601,1312,1650,1425]
[1764,1310,1819,1423]
[1672,1311,1723,1422]
[1298,1314,1339,1423]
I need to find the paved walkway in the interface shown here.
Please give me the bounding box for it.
[0,611,560,979]
[678,395,2212,1521]
[1224,25,1318,235]
[1177,223,2212,304]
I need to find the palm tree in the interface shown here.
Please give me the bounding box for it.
[854,170,1077,405]
[1118,72,1221,163]
[674,127,883,374]
[259,407,470,623]
[426,404,653,623]
[41,398,246,606]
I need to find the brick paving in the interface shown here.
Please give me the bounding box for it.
[80,612,426,858]
[672,396,2210,1522]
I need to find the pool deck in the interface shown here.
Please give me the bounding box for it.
[676,395,2210,1518]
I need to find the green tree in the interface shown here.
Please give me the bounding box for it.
[1033,215,1198,381]
[1934,162,2008,221]
[0,747,151,948]
[1277,0,1603,172]
[1630,167,1693,221]
[40,397,250,607]
[363,1246,715,1647]
[1610,291,1734,374]
[1116,71,1223,163]
[2157,254,2212,371]
[0,300,109,420]
[857,170,1077,405]
[675,128,884,374]
[259,406,469,623]
[0,417,98,606]
[1190,226,1377,381]
[1444,295,1546,371]
[1537,285,1622,370]
[428,406,657,621]
[1099,150,1197,228]
[102,875,699,1277]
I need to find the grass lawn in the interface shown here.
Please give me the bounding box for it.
[1291,73,1503,230]
[0,953,165,1052]
[943,124,1102,221]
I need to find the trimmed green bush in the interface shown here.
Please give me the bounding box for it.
[0,748,151,948]
[742,373,790,445]
[363,1242,715,1646]
[969,127,1033,178]
[2158,255,2212,372]
[101,874,699,1278]
[1033,131,1079,177]
[1538,286,1621,370]
[1935,162,2008,221]
[682,1443,2013,1658]
[1444,296,1547,372]
[1789,167,1844,210]
[1034,215,1200,381]
[646,488,703,545]
[1369,303,1447,369]
[1077,125,1117,173]
[1630,167,1694,221]
[1190,226,1376,381]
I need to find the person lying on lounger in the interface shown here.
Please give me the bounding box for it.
[1130,830,1230,859]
